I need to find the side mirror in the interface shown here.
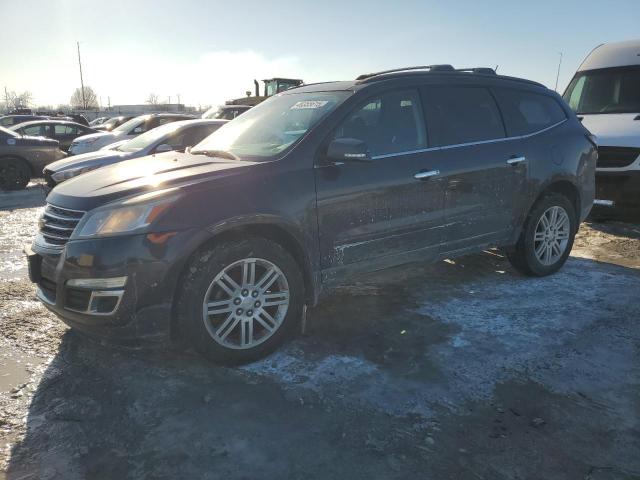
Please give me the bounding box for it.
[326,138,372,163]
[154,144,174,154]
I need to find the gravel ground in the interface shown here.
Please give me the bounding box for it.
[0,185,639,480]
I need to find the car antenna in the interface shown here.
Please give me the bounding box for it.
[495,65,499,73]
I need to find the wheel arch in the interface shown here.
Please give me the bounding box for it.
[0,154,35,176]
[535,178,581,225]
[169,217,319,342]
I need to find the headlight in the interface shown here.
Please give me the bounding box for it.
[75,194,177,238]
[51,165,99,182]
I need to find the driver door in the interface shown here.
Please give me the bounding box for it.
[314,88,446,275]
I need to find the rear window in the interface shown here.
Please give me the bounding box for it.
[494,89,566,136]
[423,86,505,147]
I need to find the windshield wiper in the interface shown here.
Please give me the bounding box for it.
[190,149,239,161]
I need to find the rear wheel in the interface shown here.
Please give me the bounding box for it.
[0,157,30,191]
[176,237,304,365]
[507,193,577,276]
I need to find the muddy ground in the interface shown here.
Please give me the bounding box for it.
[0,183,638,479]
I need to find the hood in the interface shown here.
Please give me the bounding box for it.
[580,113,640,148]
[47,151,256,211]
[44,149,132,173]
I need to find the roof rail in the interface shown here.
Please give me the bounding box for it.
[356,65,503,83]
[456,67,497,75]
[356,65,454,81]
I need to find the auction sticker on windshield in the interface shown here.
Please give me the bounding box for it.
[291,100,329,109]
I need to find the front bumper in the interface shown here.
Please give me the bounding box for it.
[594,169,640,209]
[26,228,209,343]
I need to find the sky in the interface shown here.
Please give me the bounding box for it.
[1,0,639,109]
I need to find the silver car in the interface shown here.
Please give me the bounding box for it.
[45,119,226,186]
[68,113,194,155]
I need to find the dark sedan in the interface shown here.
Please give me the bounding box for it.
[10,120,98,152]
[44,119,226,186]
[0,126,66,190]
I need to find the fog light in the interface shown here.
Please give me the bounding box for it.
[67,276,127,289]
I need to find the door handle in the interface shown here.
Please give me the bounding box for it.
[414,169,440,180]
[506,156,526,165]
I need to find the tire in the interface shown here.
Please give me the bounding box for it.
[0,157,30,191]
[507,193,577,276]
[176,237,304,365]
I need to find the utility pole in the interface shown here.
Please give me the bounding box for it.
[4,86,8,112]
[177,93,181,105]
[77,41,86,109]
[555,52,563,92]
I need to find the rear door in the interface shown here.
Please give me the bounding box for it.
[421,85,527,251]
[53,124,78,150]
[315,88,446,274]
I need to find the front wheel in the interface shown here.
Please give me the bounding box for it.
[507,193,577,276]
[176,237,304,365]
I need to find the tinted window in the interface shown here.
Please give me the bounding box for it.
[332,89,427,157]
[494,89,566,136]
[423,87,505,146]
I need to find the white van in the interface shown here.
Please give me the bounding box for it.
[563,39,640,211]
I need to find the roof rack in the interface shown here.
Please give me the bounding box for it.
[356,65,455,81]
[356,65,498,82]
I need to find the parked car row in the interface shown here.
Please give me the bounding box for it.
[23,62,598,365]
[44,119,226,186]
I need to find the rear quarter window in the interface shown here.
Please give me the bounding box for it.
[493,89,566,136]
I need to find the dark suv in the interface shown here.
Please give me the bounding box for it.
[26,65,596,364]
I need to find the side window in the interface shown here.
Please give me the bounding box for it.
[23,125,44,136]
[54,125,75,135]
[566,76,586,111]
[163,132,187,149]
[493,89,566,136]
[423,86,505,146]
[332,89,427,157]
[182,126,215,147]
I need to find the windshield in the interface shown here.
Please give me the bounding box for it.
[192,91,350,159]
[113,116,147,133]
[118,122,183,152]
[564,66,640,114]
[0,126,20,138]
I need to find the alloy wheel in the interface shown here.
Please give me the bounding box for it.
[533,206,571,266]
[202,258,290,350]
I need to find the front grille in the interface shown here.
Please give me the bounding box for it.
[597,147,640,169]
[39,204,85,247]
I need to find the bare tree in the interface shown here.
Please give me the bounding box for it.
[5,90,33,110]
[70,86,98,109]
[146,93,160,105]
